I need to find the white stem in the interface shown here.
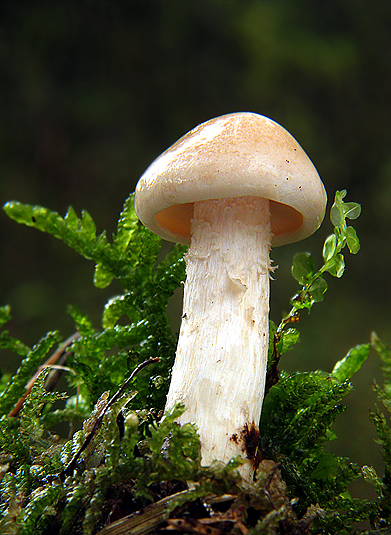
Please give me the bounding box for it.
[165,196,272,480]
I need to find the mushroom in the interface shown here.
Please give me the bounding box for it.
[134,112,327,481]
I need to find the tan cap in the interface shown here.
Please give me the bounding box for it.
[135,112,327,246]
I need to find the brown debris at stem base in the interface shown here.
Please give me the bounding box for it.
[94,464,323,535]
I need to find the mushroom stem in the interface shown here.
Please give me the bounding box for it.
[165,196,272,480]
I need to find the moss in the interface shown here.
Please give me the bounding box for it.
[0,192,389,534]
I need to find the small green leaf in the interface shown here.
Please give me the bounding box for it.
[81,210,96,237]
[332,344,370,382]
[330,190,348,228]
[311,451,340,480]
[68,305,95,336]
[64,206,78,227]
[330,203,342,228]
[94,263,115,289]
[309,276,328,302]
[102,294,139,329]
[339,189,347,199]
[0,330,31,357]
[280,328,300,353]
[323,234,337,262]
[330,191,361,231]
[114,194,139,254]
[324,253,345,278]
[346,226,360,254]
[343,202,361,220]
[291,252,315,285]
[4,201,64,238]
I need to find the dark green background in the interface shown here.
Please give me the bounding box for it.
[1,0,390,501]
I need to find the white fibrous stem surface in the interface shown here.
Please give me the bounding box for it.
[164,196,272,480]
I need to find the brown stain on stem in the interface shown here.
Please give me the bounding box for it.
[230,422,261,472]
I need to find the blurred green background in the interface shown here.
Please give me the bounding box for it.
[1,0,390,501]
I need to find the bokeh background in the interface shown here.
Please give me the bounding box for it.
[1,0,391,502]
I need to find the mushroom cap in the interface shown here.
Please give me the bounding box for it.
[135,112,327,246]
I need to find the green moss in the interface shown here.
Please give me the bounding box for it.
[0,191,389,534]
